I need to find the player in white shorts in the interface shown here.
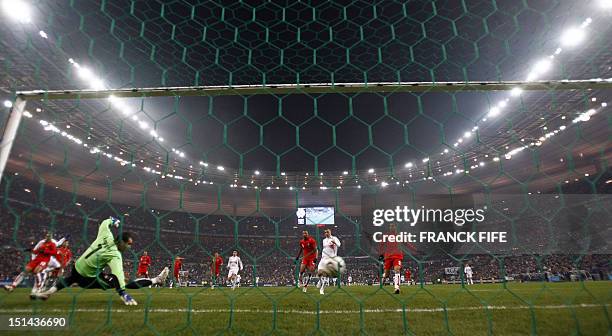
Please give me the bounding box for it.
[31,234,66,294]
[227,250,243,290]
[317,229,341,295]
[464,263,474,285]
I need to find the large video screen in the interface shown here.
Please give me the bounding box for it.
[296,207,335,225]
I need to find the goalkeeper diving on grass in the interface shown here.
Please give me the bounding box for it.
[33,217,169,305]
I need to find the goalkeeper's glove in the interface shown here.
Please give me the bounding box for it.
[109,216,121,228]
[119,292,138,306]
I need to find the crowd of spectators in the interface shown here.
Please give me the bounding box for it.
[1,174,610,286]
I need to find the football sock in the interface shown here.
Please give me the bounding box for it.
[394,273,400,289]
[303,274,310,287]
[12,272,25,287]
[36,272,44,290]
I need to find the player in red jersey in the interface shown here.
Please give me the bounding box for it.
[40,240,73,290]
[172,256,184,288]
[405,268,412,286]
[379,223,404,294]
[34,238,72,291]
[4,234,58,293]
[211,252,223,288]
[137,251,152,278]
[295,230,318,293]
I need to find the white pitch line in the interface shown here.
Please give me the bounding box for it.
[0,304,608,315]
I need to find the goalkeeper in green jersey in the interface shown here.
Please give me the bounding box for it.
[33,217,169,305]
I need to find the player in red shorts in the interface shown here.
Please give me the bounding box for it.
[405,268,412,286]
[172,256,184,288]
[4,234,57,293]
[40,240,73,290]
[379,223,403,294]
[210,252,223,289]
[295,230,318,293]
[137,251,152,278]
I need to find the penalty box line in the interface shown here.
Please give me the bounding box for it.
[0,304,608,315]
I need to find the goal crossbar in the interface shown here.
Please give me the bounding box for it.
[15,79,612,100]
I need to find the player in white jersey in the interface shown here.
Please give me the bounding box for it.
[317,229,341,295]
[464,263,474,285]
[227,250,243,290]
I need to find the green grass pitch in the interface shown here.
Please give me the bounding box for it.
[1,282,610,335]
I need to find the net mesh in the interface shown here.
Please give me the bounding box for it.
[0,1,611,335]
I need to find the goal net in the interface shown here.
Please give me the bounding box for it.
[0,1,610,335]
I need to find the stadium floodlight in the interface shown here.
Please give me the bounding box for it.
[464,131,471,138]
[254,170,260,175]
[3,100,12,108]
[498,100,507,108]
[443,149,449,153]
[510,87,523,96]
[78,67,94,80]
[1,0,31,23]
[381,181,388,187]
[526,72,537,81]
[38,30,47,39]
[599,0,612,8]
[217,165,224,171]
[368,168,374,173]
[91,79,105,90]
[488,107,500,117]
[404,162,413,168]
[533,59,552,74]
[560,27,585,47]
[342,171,348,175]
[138,121,148,130]
[422,157,429,163]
